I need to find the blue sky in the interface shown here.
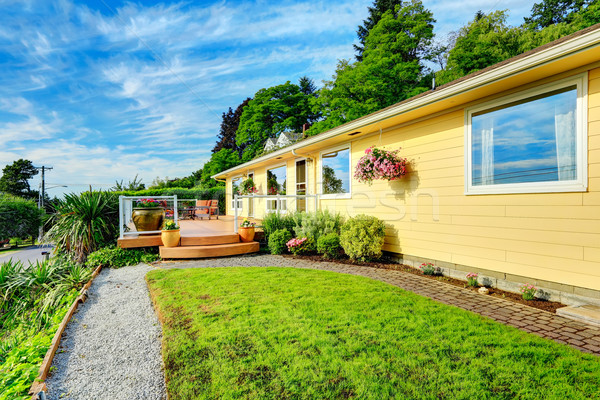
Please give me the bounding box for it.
[0,0,538,197]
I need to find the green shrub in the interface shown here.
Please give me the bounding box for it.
[0,256,93,399]
[0,193,44,241]
[294,210,343,243]
[317,233,342,259]
[44,190,119,262]
[86,246,159,269]
[268,229,292,255]
[261,213,295,242]
[340,215,386,261]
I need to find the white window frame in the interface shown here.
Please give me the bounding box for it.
[266,163,288,214]
[319,144,352,200]
[465,73,588,195]
[231,175,243,211]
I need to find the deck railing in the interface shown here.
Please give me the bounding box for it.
[232,194,320,233]
[119,195,195,239]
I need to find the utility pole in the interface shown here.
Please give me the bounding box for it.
[34,166,53,209]
[34,166,52,242]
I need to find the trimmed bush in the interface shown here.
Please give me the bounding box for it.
[340,215,386,261]
[317,232,342,259]
[294,210,343,243]
[268,229,292,255]
[86,246,159,269]
[0,193,44,241]
[261,213,295,243]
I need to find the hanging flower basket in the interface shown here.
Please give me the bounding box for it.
[354,146,407,185]
[240,178,258,195]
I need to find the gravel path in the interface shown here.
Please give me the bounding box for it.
[45,264,167,400]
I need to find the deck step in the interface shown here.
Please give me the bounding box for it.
[118,235,162,248]
[180,233,240,246]
[160,241,259,259]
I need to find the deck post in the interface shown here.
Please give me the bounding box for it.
[234,194,239,233]
[119,196,124,239]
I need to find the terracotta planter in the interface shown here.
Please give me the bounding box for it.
[132,207,165,232]
[238,227,255,242]
[161,229,180,247]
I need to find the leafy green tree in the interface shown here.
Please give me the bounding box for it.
[524,0,591,29]
[310,0,435,135]
[199,148,241,188]
[437,10,521,85]
[0,193,44,241]
[355,0,404,61]
[212,98,251,157]
[236,80,318,162]
[236,81,313,162]
[0,159,39,200]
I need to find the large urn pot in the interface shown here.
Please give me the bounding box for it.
[132,207,165,232]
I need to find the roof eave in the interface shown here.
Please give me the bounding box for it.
[212,25,600,180]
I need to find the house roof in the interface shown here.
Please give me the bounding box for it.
[213,23,600,179]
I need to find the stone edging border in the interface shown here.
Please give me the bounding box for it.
[28,264,103,400]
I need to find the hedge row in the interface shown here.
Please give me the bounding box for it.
[113,187,226,214]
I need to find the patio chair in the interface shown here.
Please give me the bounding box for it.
[195,200,211,219]
[209,199,219,219]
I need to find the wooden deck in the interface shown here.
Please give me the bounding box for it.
[117,216,261,259]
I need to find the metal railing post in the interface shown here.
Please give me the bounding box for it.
[234,194,239,233]
[173,195,178,225]
[276,193,280,215]
[119,196,124,239]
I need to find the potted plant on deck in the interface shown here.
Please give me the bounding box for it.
[132,199,165,232]
[238,218,256,242]
[161,220,180,247]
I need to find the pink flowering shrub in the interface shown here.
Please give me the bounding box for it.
[286,237,312,255]
[354,146,407,185]
[520,283,537,300]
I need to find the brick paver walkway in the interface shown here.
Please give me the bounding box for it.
[157,254,600,355]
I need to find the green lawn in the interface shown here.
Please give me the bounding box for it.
[146,267,600,400]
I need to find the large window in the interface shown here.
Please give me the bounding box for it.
[466,75,587,194]
[266,165,287,213]
[320,147,350,197]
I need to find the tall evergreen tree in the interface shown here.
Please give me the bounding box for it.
[354,0,404,61]
[212,97,251,157]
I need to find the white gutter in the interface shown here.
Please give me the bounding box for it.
[212,26,600,179]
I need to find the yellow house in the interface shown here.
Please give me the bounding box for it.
[213,24,600,305]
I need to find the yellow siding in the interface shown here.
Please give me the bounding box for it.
[226,67,600,291]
